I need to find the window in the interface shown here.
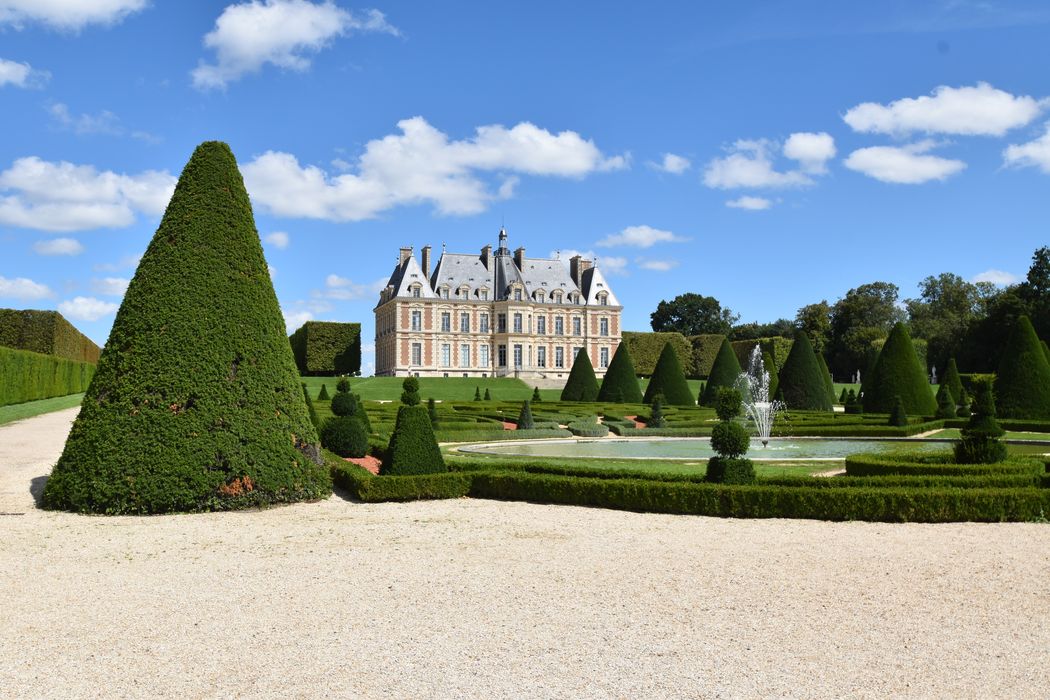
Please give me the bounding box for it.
[480,344,490,367]
[536,316,546,335]
[498,344,507,367]
[513,313,523,333]
[600,318,609,336]
[440,287,450,299]
[553,292,562,304]
[411,343,422,365]
[537,347,546,368]
[514,288,522,301]
[599,293,608,306]
[441,344,451,367]
[498,314,507,333]
[460,312,470,333]
[513,344,523,368]
[480,313,490,333]
[555,347,564,368]
[412,286,421,298]
[460,344,470,368]
[480,289,488,300]
[600,347,609,368]
[441,312,451,332]
[555,316,564,335]
[573,346,583,361]
[572,317,581,336]
[411,310,422,331]
[536,291,545,303]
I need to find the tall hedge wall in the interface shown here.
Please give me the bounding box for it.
[688,334,726,378]
[0,309,100,363]
[622,331,692,376]
[0,346,95,406]
[289,320,361,376]
[731,337,793,372]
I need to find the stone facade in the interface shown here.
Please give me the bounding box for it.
[374,228,623,384]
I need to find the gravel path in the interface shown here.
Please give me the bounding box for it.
[2,408,1049,699]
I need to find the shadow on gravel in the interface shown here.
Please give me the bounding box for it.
[30,475,48,507]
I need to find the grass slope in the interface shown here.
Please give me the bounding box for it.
[0,393,84,426]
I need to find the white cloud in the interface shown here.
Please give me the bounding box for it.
[637,259,678,272]
[783,132,836,174]
[554,249,628,276]
[91,277,129,296]
[283,308,313,332]
[649,153,690,174]
[972,269,1019,286]
[725,195,773,210]
[268,264,276,279]
[243,117,626,221]
[33,237,84,255]
[0,156,175,231]
[0,275,52,299]
[47,102,157,141]
[58,296,118,321]
[264,230,290,248]
[1003,123,1050,173]
[703,138,816,189]
[320,273,386,300]
[0,0,146,31]
[843,141,966,184]
[843,83,1045,137]
[192,1,398,89]
[93,254,141,272]
[0,57,49,88]
[597,224,686,248]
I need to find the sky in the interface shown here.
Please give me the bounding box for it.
[2,0,1050,375]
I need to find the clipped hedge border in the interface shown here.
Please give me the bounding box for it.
[332,460,473,502]
[1,345,96,407]
[844,453,1044,478]
[434,428,571,443]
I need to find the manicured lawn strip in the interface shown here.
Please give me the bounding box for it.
[301,376,562,402]
[0,393,84,426]
[844,453,1045,478]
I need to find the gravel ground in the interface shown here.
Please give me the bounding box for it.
[2,408,1049,699]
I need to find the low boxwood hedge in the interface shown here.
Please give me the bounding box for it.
[844,452,1044,478]
[332,460,472,502]
[435,428,571,443]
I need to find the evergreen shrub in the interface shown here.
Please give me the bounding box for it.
[330,391,357,416]
[862,323,937,415]
[955,377,1007,464]
[381,405,446,476]
[303,383,320,429]
[561,349,599,401]
[320,416,369,457]
[995,315,1050,419]
[517,400,535,429]
[318,383,330,401]
[288,321,361,376]
[934,384,956,419]
[401,377,421,406]
[777,331,832,411]
[597,342,644,403]
[888,396,908,427]
[336,377,351,393]
[699,339,741,406]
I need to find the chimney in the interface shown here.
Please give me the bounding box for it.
[399,246,413,266]
[514,246,525,270]
[421,245,431,279]
[569,254,582,287]
[481,244,492,268]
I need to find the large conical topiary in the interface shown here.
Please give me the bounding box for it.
[43,142,330,514]
[597,342,643,403]
[762,351,779,401]
[776,331,832,411]
[941,358,964,410]
[643,342,694,406]
[862,322,937,416]
[996,315,1050,419]
[699,339,742,406]
[816,352,836,406]
[381,405,446,475]
[561,348,599,401]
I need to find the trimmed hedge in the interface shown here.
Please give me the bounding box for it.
[863,323,937,416]
[996,315,1050,419]
[700,339,742,406]
[567,417,609,437]
[0,308,100,363]
[382,404,446,475]
[844,453,1042,478]
[643,342,694,406]
[731,337,793,373]
[333,460,472,502]
[622,331,692,376]
[43,141,331,515]
[777,331,832,411]
[289,321,361,376]
[561,348,599,402]
[688,334,726,378]
[942,358,964,409]
[597,342,643,403]
[437,428,571,442]
[1,346,95,407]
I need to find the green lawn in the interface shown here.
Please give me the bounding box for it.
[444,451,831,477]
[301,376,564,402]
[0,393,85,427]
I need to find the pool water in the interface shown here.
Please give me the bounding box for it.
[458,437,955,461]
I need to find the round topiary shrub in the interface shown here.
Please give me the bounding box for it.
[336,377,351,393]
[330,391,357,417]
[381,404,446,475]
[320,416,369,458]
[710,420,750,458]
[400,376,421,406]
[714,387,742,422]
[705,457,756,485]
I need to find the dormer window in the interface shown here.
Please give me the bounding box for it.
[440,287,450,299]
[513,288,522,301]
[553,292,563,304]
[411,285,421,298]
[479,289,489,300]
[535,291,545,303]
[598,293,608,306]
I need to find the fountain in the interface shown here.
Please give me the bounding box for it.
[734,345,785,447]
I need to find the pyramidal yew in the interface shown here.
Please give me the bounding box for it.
[43,142,330,514]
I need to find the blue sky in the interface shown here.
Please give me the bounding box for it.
[2,1,1050,374]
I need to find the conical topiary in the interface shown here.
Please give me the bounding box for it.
[647,393,667,428]
[956,387,970,418]
[700,339,742,407]
[941,358,963,410]
[561,348,599,401]
[816,352,836,406]
[317,383,330,401]
[934,383,956,419]
[762,351,779,401]
[381,404,446,475]
[888,395,908,427]
[483,388,492,401]
[597,342,643,403]
[643,342,693,405]
[996,315,1050,419]
[862,322,937,416]
[776,331,832,411]
[474,386,482,401]
[517,400,534,429]
[428,397,439,428]
[839,387,848,404]
[532,386,542,402]
[954,376,1006,463]
[42,142,329,514]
